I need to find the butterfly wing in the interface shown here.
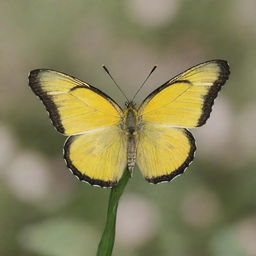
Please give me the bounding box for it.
[137,60,230,183]
[29,69,122,135]
[137,124,196,184]
[64,125,127,187]
[138,60,230,128]
[29,69,127,187]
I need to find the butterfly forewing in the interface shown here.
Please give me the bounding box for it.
[138,60,230,128]
[29,69,122,135]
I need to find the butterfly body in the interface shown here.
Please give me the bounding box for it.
[29,60,230,187]
[124,102,138,171]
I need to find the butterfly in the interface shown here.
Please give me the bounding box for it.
[29,60,230,187]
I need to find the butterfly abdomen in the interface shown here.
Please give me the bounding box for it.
[127,135,136,171]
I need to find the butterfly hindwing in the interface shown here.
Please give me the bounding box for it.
[29,69,122,135]
[137,123,196,183]
[138,60,230,128]
[64,125,127,187]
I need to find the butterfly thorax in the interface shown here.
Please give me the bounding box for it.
[124,102,138,172]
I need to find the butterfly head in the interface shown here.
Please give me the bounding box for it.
[125,101,136,109]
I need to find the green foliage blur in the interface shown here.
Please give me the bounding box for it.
[0,0,256,255]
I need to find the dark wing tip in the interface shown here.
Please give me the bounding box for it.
[29,69,49,82]
[63,137,116,188]
[146,130,196,184]
[28,69,65,134]
[28,69,40,86]
[197,60,230,127]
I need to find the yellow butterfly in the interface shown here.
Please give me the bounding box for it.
[29,60,230,187]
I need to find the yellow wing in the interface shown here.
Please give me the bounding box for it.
[137,60,229,183]
[137,123,196,184]
[64,125,127,187]
[29,69,122,135]
[138,60,230,127]
[29,69,126,187]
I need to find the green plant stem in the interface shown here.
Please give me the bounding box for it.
[96,168,130,256]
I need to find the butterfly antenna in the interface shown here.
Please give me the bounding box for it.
[102,65,129,102]
[132,65,157,102]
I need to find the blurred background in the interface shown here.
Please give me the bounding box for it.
[0,0,256,255]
